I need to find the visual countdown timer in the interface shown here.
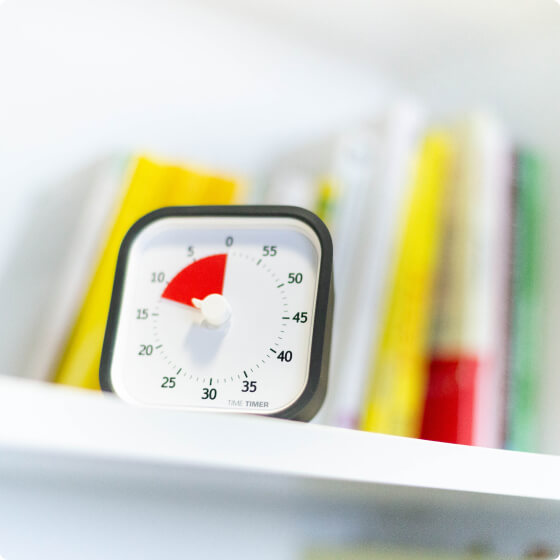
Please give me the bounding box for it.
[100,206,333,421]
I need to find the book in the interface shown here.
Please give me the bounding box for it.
[360,130,452,437]
[52,155,241,389]
[0,156,130,380]
[325,104,423,428]
[420,120,477,445]
[466,117,513,448]
[262,103,424,427]
[506,151,542,452]
[421,116,513,447]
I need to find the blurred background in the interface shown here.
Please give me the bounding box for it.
[0,0,559,454]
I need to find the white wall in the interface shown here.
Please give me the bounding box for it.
[0,0,390,267]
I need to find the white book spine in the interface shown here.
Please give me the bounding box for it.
[325,103,424,428]
[465,116,512,448]
[25,156,131,380]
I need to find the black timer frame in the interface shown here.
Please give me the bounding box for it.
[100,205,334,422]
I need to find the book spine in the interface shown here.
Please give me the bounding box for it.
[421,124,471,444]
[325,104,423,428]
[506,151,541,451]
[360,131,451,437]
[423,116,513,448]
[468,118,513,448]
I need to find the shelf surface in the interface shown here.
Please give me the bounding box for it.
[0,375,559,502]
[1,376,560,558]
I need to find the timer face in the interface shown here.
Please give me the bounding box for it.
[101,206,333,421]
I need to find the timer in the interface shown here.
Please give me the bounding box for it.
[100,206,333,421]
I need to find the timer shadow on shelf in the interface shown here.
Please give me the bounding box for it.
[99,205,334,422]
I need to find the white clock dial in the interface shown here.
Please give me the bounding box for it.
[107,214,325,415]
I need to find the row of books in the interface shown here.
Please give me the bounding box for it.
[262,104,542,452]
[0,156,243,391]
[0,104,542,451]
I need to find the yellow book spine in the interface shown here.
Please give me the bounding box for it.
[315,177,338,228]
[54,155,240,389]
[360,132,452,437]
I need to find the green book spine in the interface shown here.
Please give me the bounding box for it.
[506,151,542,451]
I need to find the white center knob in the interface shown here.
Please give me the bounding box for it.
[192,294,232,327]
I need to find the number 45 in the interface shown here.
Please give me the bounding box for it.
[292,312,308,323]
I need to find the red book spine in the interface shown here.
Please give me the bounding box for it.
[420,356,479,445]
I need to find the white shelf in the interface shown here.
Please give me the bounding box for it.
[1,376,558,500]
[1,377,559,558]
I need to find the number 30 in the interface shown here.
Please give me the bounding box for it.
[202,388,217,400]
